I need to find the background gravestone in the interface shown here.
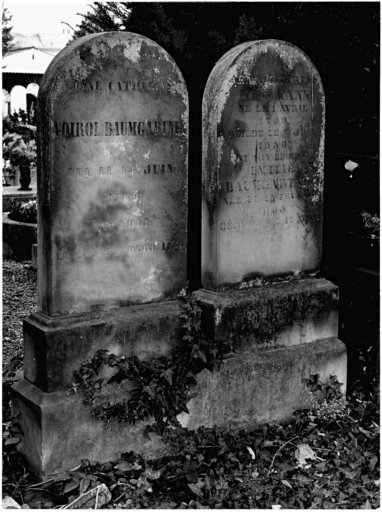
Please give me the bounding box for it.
[202,39,325,289]
[37,31,188,316]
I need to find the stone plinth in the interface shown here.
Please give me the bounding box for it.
[23,300,182,392]
[37,32,188,316]
[202,40,325,290]
[178,337,347,430]
[12,377,170,478]
[186,278,345,430]
[195,278,339,346]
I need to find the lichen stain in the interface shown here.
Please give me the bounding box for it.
[122,40,142,63]
[203,40,325,221]
[223,280,338,344]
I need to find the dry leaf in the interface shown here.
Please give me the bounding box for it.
[246,446,256,459]
[281,479,292,489]
[295,444,323,465]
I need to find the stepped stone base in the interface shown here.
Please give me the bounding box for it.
[23,300,183,392]
[178,337,347,430]
[12,377,170,478]
[195,278,339,348]
[12,337,346,479]
[11,279,347,479]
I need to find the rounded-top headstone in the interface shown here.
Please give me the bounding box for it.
[202,40,325,290]
[37,32,188,316]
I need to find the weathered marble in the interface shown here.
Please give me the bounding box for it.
[202,40,325,289]
[37,32,188,316]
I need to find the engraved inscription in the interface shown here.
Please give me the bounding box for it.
[218,72,322,238]
[54,120,183,138]
[74,80,174,93]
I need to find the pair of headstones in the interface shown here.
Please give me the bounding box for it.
[37,33,324,318]
[14,32,339,479]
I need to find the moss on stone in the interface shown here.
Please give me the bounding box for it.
[222,279,338,341]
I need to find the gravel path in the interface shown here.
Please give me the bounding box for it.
[3,258,37,370]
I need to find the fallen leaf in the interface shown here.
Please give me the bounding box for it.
[295,444,323,465]
[277,462,295,472]
[143,468,162,480]
[114,461,133,472]
[369,456,378,470]
[188,479,204,496]
[246,446,256,459]
[63,480,79,494]
[281,479,292,489]
[358,427,371,437]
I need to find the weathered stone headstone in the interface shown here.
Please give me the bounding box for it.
[37,31,188,315]
[202,39,325,289]
[189,40,346,433]
[12,32,189,477]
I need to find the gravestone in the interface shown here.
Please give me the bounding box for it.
[37,31,188,316]
[202,39,324,289]
[184,40,346,431]
[12,32,188,477]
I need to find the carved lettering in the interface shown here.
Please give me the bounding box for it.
[53,120,183,137]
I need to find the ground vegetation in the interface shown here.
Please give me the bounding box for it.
[2,258,380,509]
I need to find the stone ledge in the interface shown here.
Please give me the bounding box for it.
[24,300,184,392]
[3,212,37,260]
[194,278,339,349]
[178,337,347,430]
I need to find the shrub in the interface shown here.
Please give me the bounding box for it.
[8,200,37,224]
[2,132,36,170]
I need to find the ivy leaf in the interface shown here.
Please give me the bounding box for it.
[161,369,174,385]
[115,461,133,472]
[191,344,200,357]
[143,386,156,399]
[277,462,295,472]
[79,478,90,495]
[186,371,198,384]
[358,426,371,437]
[197,350,207,363]
[188,479,204,496]
[281,479,293,489]
[63,479,79,494]
[143,468,162,480]
[369,456,378,470]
